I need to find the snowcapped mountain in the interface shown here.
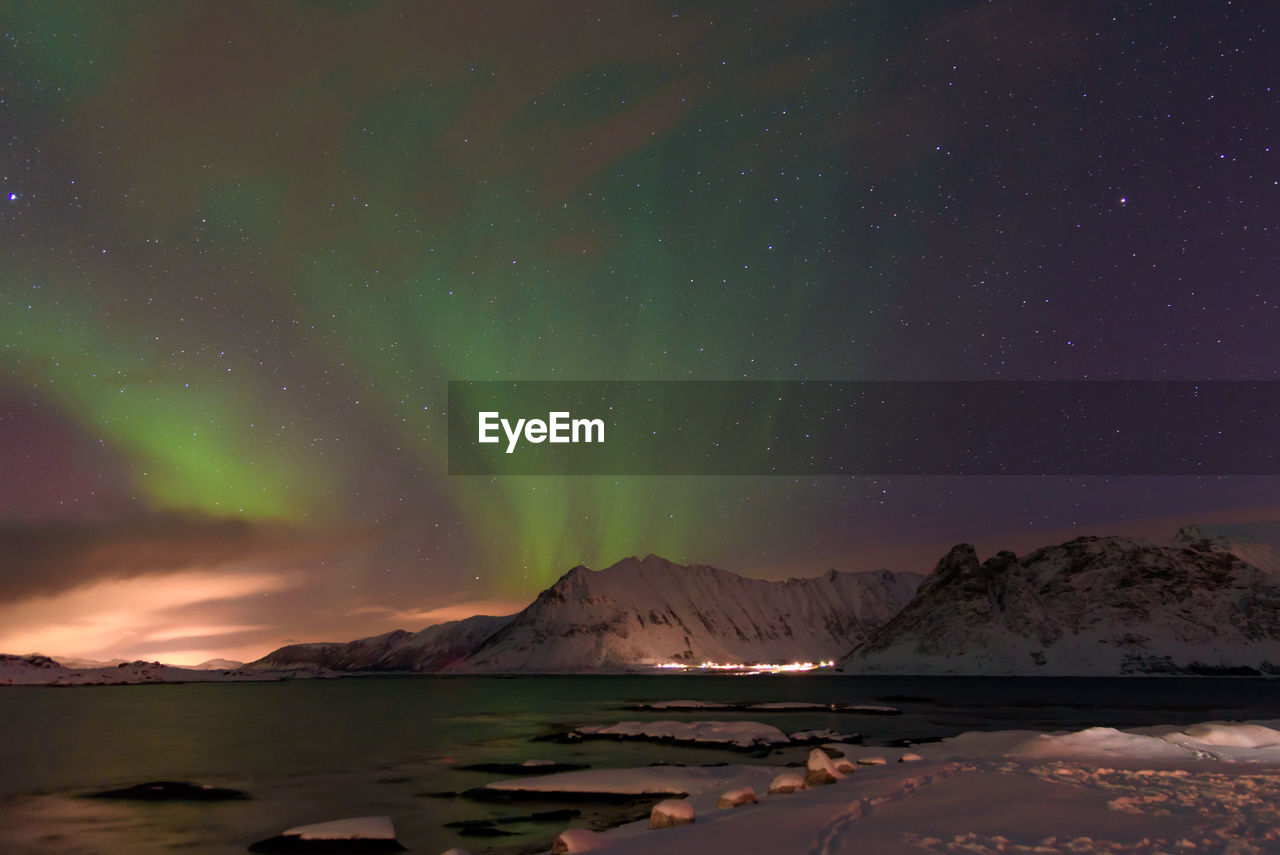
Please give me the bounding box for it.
[247,555,921,674]
[841,534,1280,675]
[191,658,245,670]
[0,654,288,685]
[249,613,513,672]
[1175,521,1280,577]
[452,554,922,672]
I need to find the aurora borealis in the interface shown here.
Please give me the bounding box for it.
[2,2,1278,664]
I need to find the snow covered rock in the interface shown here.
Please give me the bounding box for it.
[248,816,406,852]
[551,828,604,853]
[767,772,807,794]
[842,534,1280,675]
[833,757,856,774]
[439,850,472,855]
[789,728,857,743]
[716,786,758,809]
[805,747,847,786]
[856,756,887,766]
[899,752,923,763]
[648,798,696,829]
[635,700,732,710]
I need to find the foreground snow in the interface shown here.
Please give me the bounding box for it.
[486,720,1280,854]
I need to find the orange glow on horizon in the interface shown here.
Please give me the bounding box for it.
[0,570,291,664]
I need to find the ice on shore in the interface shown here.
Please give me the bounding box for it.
[283,816,396,840]
[633,699,900,714]
[637,700,732,710]
[484,764,780,799]
[574,720,790,748]
[788,728,858,743]
[250,816,405,852]
[488,719,1280,855]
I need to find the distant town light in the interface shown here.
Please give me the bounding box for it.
[651,660,835,673]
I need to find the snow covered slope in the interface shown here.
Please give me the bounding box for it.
[248,613,513,672]
[1176,521,1280,577]
[453,554,922,673]
[841,534,1280,675]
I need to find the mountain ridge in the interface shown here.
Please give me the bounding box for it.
[840,532,1280,675]
[250,555,923,674]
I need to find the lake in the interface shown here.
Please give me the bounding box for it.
[0,675,1275,854]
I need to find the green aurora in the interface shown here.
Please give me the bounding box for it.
[4,0,1279,623]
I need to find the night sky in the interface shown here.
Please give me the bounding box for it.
[2,1,1278,664]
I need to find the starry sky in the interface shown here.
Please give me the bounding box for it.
[2,1,1278,665]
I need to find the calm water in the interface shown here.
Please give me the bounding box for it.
[0,676,1275,854]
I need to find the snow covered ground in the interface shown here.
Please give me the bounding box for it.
[482,720,1280,854]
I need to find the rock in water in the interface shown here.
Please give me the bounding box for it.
[805,747,847,785]
[648,799,695,829]
[248,816,406,852]
[88,780,248,801]
[717,786,758,809]
[767,771,807,794]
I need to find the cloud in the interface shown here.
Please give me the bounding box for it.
[0,569,292,664]
[348,596,529,627]
[0,512,361,603]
